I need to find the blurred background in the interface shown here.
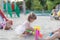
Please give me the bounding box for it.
[0,0,60,15]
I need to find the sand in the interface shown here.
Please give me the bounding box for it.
[0,14,60,40]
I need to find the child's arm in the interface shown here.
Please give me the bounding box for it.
[46,32,60,40]
[52,28,60,33]
[26,23,34,31]
[0,10,8,21]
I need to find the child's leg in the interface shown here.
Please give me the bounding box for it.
[52,28,60,34]
[23,27,34,35]
[23,31,30,34]
[46,32,60,40]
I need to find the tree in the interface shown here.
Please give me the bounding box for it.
[16,1,23,6]
[54,0,60,4]
[25,0,31,9]
[25,0,60,10]
[39,0,46,7]
[31,0,43,10]
[46,0,55,10]
[50,0,54,1]
[46,0,60,10]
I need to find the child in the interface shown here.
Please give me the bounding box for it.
[15,13,37,36]
[39,28,60,40]
[0,9,13,30]
[51,6,60,20]
[57,10,60,19]
[47,28,60,40]
[51,6,57,17]
[57,10,60,17]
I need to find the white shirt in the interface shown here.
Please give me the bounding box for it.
[15,21,31,35]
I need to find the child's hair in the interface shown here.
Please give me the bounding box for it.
[28,13,37,22]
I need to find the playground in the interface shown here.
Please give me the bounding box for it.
[0,14,60,40]
[0,0,60,40]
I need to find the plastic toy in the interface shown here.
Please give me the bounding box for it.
[26,26,43,40]
[34,26,43,40]
[49,32,53,36]
[0,10,13,29]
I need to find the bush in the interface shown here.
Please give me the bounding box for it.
[31,0,43,10]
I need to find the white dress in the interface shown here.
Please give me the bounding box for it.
[15,21,31,35]
[0,15,6,27]
[0,15,4,23]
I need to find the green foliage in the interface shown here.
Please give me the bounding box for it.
[31,0,43,10]
[46,0,55,10]
[25,0,60,10]
[16,1,23,6]
[54,0,60,4]
[26,0,31,9]
[46,0,60,10]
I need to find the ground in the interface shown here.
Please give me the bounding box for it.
[0,14,60,40]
